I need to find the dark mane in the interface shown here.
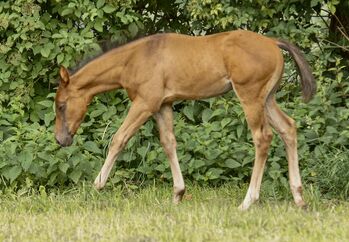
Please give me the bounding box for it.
[69,35,146,75]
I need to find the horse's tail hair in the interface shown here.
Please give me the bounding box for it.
[277,39,316,102]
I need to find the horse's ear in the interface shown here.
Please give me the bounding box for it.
[59,66,70,86]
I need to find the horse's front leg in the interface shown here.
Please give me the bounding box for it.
[154,104,185,204]
[94,100,153,190]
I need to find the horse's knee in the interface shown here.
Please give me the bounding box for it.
[264,126,273,143]
[253,125,273,148]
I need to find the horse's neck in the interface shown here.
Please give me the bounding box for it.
[71,48,133,97]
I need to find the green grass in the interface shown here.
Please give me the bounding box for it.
[0,184,348,242]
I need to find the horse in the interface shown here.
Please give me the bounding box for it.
[54,30,316,210]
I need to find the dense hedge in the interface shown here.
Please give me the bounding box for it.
[0,0,348,198]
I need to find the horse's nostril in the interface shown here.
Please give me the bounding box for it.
[55,135,72,147]
[65,136,73,146]
[55,136,62,145]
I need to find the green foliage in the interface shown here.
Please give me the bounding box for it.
[0,0,348,200]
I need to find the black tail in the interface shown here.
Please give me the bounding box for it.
[277,40,316,102]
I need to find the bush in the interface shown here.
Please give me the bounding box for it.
[0,0,348,199]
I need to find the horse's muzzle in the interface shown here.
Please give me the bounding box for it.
[55,134,73,147]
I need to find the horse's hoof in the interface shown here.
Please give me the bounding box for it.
[296,200,308,210]
[173,195,182,205]
[238,203,249,211]
[93,180,104,190]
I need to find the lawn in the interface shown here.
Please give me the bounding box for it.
[0,184,348,242]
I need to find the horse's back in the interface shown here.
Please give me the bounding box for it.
[123,30,283,103]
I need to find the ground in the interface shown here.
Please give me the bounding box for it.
[0,184,348,242]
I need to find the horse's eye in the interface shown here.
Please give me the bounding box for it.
[58,103,66,112]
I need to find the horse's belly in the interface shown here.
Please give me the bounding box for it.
[163,77,232,102]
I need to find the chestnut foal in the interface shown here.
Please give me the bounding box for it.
[54,30,316,210]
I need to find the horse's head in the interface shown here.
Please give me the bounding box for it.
[54,67,90,147]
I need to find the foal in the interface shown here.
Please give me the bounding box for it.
[54,30,316,210]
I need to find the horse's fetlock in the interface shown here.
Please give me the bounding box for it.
[174,186,185,196]
[250,194,259,203]
[291,185,303,195]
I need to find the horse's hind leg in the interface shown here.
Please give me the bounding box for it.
[154,104,185,204]
[266,98,306,208]
[235,96,273,210]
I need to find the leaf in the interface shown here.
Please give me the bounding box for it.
[221,118,231,128]
[40,47,50,58]
[224,159,240,169]
[37,152,51,161]
[47,162,58,175]
[183,106,195,122]
[311,0,321,7]
[211,109,225,119]
[236,125,244,138]
[206,168,224,179]
[193,159,205,169]
[3,166,22,183]
[102,106,116,121]
[18,150,33,172]
[0,161,7,169]
[68,170,82,183]
[327,2,336,14]
[52,33,62,38]
[38,100,53,108]
[94,19,104,32]
[59,163,70,174]
[205,149,222,160]
[326,126,338,134]
[155,164,166,172]
[96,0,105,8]
[44,112,55,126]
[128,22,138,37]
[103,4,116,13]
[90,109,104,118]
[57,53,64,64]
[211,121,221,131]
[61,8,74,16]
[141,121,153,137]
[0,120,11,126]
[83,141,102,154]
[202,108,213,123]
[75,9,82,18]
[137,146,148,159]
[48,172,59,186]
[20,63,29,71]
